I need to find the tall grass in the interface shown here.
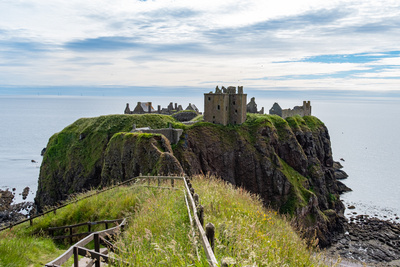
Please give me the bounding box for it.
[113,182,209,266]
[0,176,330,266]
[191,175,326,266]
[0,234,59,267]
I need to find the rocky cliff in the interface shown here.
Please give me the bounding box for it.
[35,113,349,247]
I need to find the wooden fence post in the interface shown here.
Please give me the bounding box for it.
[198,205,204,227]
[94,233,100,267]
[193,193,199,206]
[73,246,79,267]
[205,223,215,252]
[69,227,73,244]
[147,173,150,186]
[171,178,174,188]
[88,223,91,233]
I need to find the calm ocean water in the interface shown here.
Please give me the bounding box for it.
[0,95,399,220]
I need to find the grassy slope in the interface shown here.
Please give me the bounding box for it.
[0,176,328,266]
[43,114,176,177]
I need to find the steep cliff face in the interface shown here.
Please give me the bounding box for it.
[101,132,183,185]
[35,113,347,247]
[173,114,347,246]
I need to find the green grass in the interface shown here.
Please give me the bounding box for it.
[113,183,208,266]
[244,113,292,142]
[191,175,325,266]
[0,235,60,267]
[191,114,204,122]
[0,176,331,266]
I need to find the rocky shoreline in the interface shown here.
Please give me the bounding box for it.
[0,188,34,229]
[327,216,400,266]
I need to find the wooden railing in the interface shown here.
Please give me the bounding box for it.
[47,218,124,244]
[45,218,127,267]
[182,177,218,267]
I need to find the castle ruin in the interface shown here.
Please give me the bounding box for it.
[269,101,311,119]
[204,86,247,125]
[246,97,264,114]
[125,102,199,116]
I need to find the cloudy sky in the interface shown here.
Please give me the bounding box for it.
[1,0,400,95]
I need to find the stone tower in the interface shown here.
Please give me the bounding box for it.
[204,86,247,125]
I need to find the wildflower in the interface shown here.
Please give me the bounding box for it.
[144,228,152,241]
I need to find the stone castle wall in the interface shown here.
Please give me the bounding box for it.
[204,86,247,126]
[270,101,311,119]
[281,101,311,118]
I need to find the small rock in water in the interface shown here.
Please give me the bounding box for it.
[22,187,30,200]
[348,205,355,209]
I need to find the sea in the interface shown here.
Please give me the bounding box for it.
[0,94,399,221]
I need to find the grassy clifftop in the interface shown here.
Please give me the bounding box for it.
[1,175,328,266]
[35,112,343,247]
[43,114,176,178]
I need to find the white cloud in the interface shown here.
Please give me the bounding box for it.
[0,0,400,92]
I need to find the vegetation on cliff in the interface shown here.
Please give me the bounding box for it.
[1,176,328,266]
[36,114,176,209]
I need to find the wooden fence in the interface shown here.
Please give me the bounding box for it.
[47,218,124,244]
[45,218,127,267]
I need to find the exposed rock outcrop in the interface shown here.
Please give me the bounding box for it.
[174,114,347,247]
[101,133,183,185]
[0,188,34,228]
[328,217,400,264]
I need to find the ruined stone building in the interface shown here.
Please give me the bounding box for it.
[247,97,264,114]
[269,101,311,119]
[204,86,247,125]
[125,101,199,116]
[125,102,155,114]
[186,103,199,113]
